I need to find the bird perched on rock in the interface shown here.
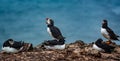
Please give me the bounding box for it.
[42,39,65,49]
[93,38,115,53]
[101,20,119,44]
[2,39,33,53]
[46,18,65,41]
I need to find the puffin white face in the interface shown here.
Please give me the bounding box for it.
[46,18,51,25]
[48,19,51,24]
[44,44,65,50]
[9,41,14,45]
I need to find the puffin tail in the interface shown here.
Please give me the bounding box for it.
[117,39,120,41]
[63,37,66,39]
[117,35,120,37]
[118,36,120,41]
[116,35,120,41]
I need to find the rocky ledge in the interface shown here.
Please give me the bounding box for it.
[0,40,120,61]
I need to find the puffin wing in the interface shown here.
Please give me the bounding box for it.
[43,40,64,46]
[99,42,115,53]
[3,40,11,47]
[95,38,115,53]
[101,43,115,49]
[12,41,23,49]
[51,26,64,39]
[106,27,119,40]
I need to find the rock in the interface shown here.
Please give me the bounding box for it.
[114,47,120,53]
[41,50,54,54]
[101,53,120,60]
[0,40,120,61]
[69,40,86,47]
[83,47,101,57]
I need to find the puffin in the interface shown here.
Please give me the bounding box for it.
[42,39,65,49]
[2,39,24,53]
[93,38,115,53]
[101,20,119,44]
[46,18,65,41]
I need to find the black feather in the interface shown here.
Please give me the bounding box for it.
[3,39,24,49]
[95,38,115,53]
[43,39,65,46]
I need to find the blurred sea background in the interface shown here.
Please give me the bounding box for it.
[0,0,120,49]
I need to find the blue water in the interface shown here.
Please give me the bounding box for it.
[0,0,120,48]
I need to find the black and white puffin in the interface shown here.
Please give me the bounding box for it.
[93,38,115,53]
[101,20,119,44]
[46,18,65,40]
[42,39,65,49]
[2,39,24,53]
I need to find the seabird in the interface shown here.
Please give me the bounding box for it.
[101,20,119,44]
[42,39,65,49]
[93,38,115,53]
[46,18,65,41]
[2,39,24,53]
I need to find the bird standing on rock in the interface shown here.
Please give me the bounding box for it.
[46,18,65,41]
[101,20,119,44]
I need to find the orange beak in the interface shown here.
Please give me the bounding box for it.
[105,41,112,45]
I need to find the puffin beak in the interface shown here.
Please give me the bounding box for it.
[46,18,49,24]
[105,41,112,45]
[102,22,104,25]
[46,18,49,20]
[102,20,105,24]
[103,20,107,24]
[102,21,106,25]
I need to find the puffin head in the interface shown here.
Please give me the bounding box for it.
[8,39,14,45]
[102,19,108,28]
[95,38,103,44]
[3,39,14,47]
[46,18,54,26]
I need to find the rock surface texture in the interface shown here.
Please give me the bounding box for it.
[0,40,120,61]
